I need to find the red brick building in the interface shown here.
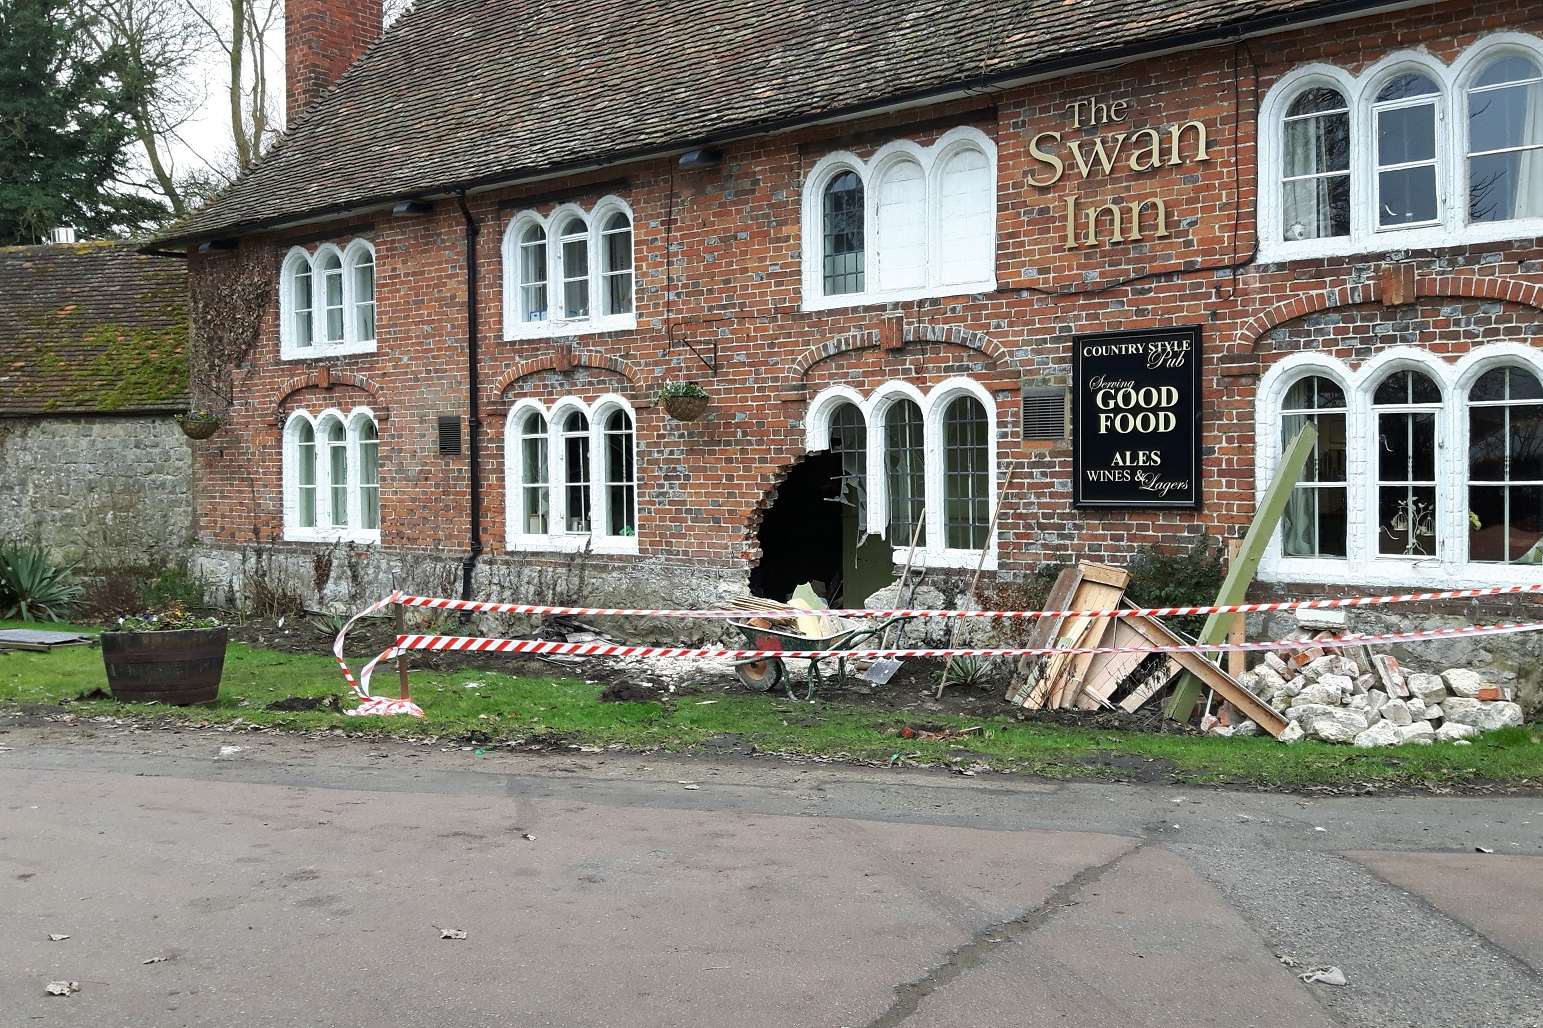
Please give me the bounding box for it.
[159,0,1543,620]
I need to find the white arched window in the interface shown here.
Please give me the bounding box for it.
[1373,72,1442,230]
[935,145,995,283]
[1280,375,1348,558]
[345,241,376,344]
[556,216,590,321]
[279,240,379,359]
[1260,346,1543,587]
[941,394,991,551]
[500,197,636,339]
[802,127,996,309]
[1467,54,1543,223]
[882,398,926,547]
[829,401,867,518]
[293,418,317,528]
[804,378,996,568]
[822,171,866,296]
[1260,34,1543,260]
[504,395,639,553]
[599,211,634,316]
[875,159,925,292]
[600,405,636,537]
[283,408,381,543]
[558,407,592,533]
[1468,365,1543,563]
[1281,86,1351,241]
[1373,368,1442,558]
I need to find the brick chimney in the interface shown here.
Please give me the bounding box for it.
[286,0,382,122]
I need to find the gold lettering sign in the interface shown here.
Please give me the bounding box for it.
[1027,96,1213,251]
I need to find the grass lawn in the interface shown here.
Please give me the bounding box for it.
[2,620,1541,790]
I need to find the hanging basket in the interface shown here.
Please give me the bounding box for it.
[662,394,711,422]
[175,412,223,440]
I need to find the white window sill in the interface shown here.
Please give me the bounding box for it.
[802,279,997,314]
[1262,555,1543,591]
[280,339,378,361]
[503,314,637,342]
[891,545,998,572]
[1257,217,1543,265]
[507,533,639,556]
[283,527,381,546]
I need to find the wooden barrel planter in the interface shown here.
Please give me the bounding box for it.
[101,628,228,705]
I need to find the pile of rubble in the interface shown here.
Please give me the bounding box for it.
[1236,649,1524,747]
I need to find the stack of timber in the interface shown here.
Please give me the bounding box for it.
[1004,562,1287,739]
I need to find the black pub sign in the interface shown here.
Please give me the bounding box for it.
[1072,326,1202,509]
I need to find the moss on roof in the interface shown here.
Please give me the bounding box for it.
[0,243,188,416]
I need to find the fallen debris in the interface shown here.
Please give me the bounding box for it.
[1236,654,1521,747]
[47,933,70,942]
[437,927,468,940]
[1300,966,1348,987]
[45,981,80,996]
[217,745,244,758]
[142,956,171,965]
[898,724,983,741]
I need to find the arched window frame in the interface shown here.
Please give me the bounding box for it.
[1259,34,1543,262]
[281,406,381,544]
[279,240,380,360]
[805,377,997,569]
[1257,344,1543,588]
[500,196,637,341]
[801,127,997,311]
[343,239,377,346]
[502,394,640,554]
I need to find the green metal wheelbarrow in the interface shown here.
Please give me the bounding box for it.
[728,615,912,700]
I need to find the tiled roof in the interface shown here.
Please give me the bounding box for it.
[161,0,1410,242]
[0,243,188,416]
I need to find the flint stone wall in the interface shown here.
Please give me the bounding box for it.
[0,416,192,564]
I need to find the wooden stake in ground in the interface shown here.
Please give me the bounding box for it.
[1164,423,1318,723]
[1226,538,1246,680]
[394,600,412,703]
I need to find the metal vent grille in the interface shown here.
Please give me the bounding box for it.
[437,416,463,456]
[1022,388,1068,441]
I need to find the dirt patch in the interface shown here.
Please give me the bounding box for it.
[266,695,343,713]
[1076,750,1182,783]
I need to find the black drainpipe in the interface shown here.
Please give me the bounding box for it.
[456,191,484,601]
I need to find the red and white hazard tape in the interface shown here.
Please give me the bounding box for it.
[389,582,1543,623]
[333,584,1543,715]
[347,620,1543,697]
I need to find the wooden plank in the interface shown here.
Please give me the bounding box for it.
[1165,423,1318,722]
[1005,566,1083,707]
[1056,571,1131,708]
[1129,615,1287,738]
[1119,655,1183,713]
[1075,619,1152,710]
[1044,617,1102,708]
[1225,539,1246,678]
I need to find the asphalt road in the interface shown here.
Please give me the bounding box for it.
[2,725,1541,1027]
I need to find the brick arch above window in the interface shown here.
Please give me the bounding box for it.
[786,322,1006,387]
[273,371,390,425]
[1238,275,1543,353]
[491,349,639,399]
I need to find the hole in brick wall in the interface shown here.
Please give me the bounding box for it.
[749,452,844,604]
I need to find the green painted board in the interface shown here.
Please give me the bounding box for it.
[1164,422,1319,722]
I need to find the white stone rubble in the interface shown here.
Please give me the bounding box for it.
[1222,653,1520,747]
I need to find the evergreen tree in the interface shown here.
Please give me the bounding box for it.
[0,0,169,244]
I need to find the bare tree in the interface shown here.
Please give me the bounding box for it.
[182,0,282,172]
[75,0,207,216]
